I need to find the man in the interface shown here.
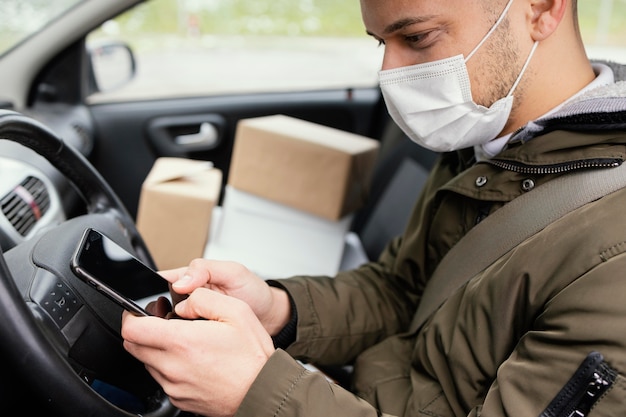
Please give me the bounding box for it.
[121,0,626,416]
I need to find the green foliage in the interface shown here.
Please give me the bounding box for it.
[107,0,365,37]
[100,0,626,44]
[578,0,626,45]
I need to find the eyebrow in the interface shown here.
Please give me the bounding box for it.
[366,15,437,38]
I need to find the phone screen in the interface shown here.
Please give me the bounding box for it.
[71,228,170,315]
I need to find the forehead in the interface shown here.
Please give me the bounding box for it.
[359,0,487,35]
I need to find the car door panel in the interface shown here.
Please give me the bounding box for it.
[88,87,387,219]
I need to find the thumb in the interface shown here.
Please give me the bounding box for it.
[169,259,225,293]
[170,272,196,294]
[174,288,250,322]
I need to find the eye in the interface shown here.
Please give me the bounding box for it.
[405,34,426,43]
[404,30,439,49]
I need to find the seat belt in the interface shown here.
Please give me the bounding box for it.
[409,162,626,333]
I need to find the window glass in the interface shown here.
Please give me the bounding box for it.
[87,0,383,101]
[87,0,626,102]
[0,0,85,56]
[579,0,626,63]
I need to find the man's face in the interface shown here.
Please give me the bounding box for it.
[361,0,524,108]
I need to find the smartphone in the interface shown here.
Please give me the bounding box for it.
[70,228,170,316]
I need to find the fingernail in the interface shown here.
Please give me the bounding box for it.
[173,274,192,288]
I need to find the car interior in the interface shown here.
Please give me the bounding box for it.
[0,0,623,415]
[0,1,441,415]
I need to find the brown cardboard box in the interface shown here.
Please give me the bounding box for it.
[228,115,380,220]
[136,157,222,270]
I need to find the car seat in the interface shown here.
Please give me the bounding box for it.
[351,121,439,261]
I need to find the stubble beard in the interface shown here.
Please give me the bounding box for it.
[473,17,524,110]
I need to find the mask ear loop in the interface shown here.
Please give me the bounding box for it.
[505,41,539,97]
[465,0,515,63]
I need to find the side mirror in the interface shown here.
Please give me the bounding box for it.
[88,41,136,93]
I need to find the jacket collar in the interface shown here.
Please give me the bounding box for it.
[513,61,626,144]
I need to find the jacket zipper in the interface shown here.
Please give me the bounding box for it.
[539,351,617,417]
[485,158,622,175]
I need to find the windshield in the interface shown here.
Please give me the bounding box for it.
[0,0,85,56]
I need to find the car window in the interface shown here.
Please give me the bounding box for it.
[86,0,626,102]
[0,0,86,57]
[579,0,626,63]
[86,0,383,102]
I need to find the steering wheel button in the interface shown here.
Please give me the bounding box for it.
[30,270,81,329]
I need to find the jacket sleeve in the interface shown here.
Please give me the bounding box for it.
[273,237,422,365]
[271,155,452,365]
[235,349,390,417]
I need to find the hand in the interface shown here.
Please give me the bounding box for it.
[159,259,291,335]
[121,288,275,417]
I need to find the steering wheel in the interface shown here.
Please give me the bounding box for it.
[0,110,180,417]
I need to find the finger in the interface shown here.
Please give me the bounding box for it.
[174,288,250,322]
[121,311,173,348]
[157,267,188,284]
[122,311,189,368]
[168,258,215,293]
[176,259,252,293]
[123,337,173,372]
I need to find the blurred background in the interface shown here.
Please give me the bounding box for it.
[1,0,625,101]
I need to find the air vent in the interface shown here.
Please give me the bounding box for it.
[1,176,51,236]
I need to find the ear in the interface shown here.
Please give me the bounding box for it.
[528,0,568,41]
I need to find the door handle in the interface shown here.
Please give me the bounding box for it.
[175,122,218,147]
[147,114,225,157]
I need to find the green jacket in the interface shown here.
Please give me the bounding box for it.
[236,65,626,417]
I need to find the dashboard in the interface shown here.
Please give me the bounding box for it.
[0,103,95,251]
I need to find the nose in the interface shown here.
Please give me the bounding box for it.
[381,48,398,71]
[380,44,414,71]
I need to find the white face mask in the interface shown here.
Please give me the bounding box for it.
[378,0,538,152]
